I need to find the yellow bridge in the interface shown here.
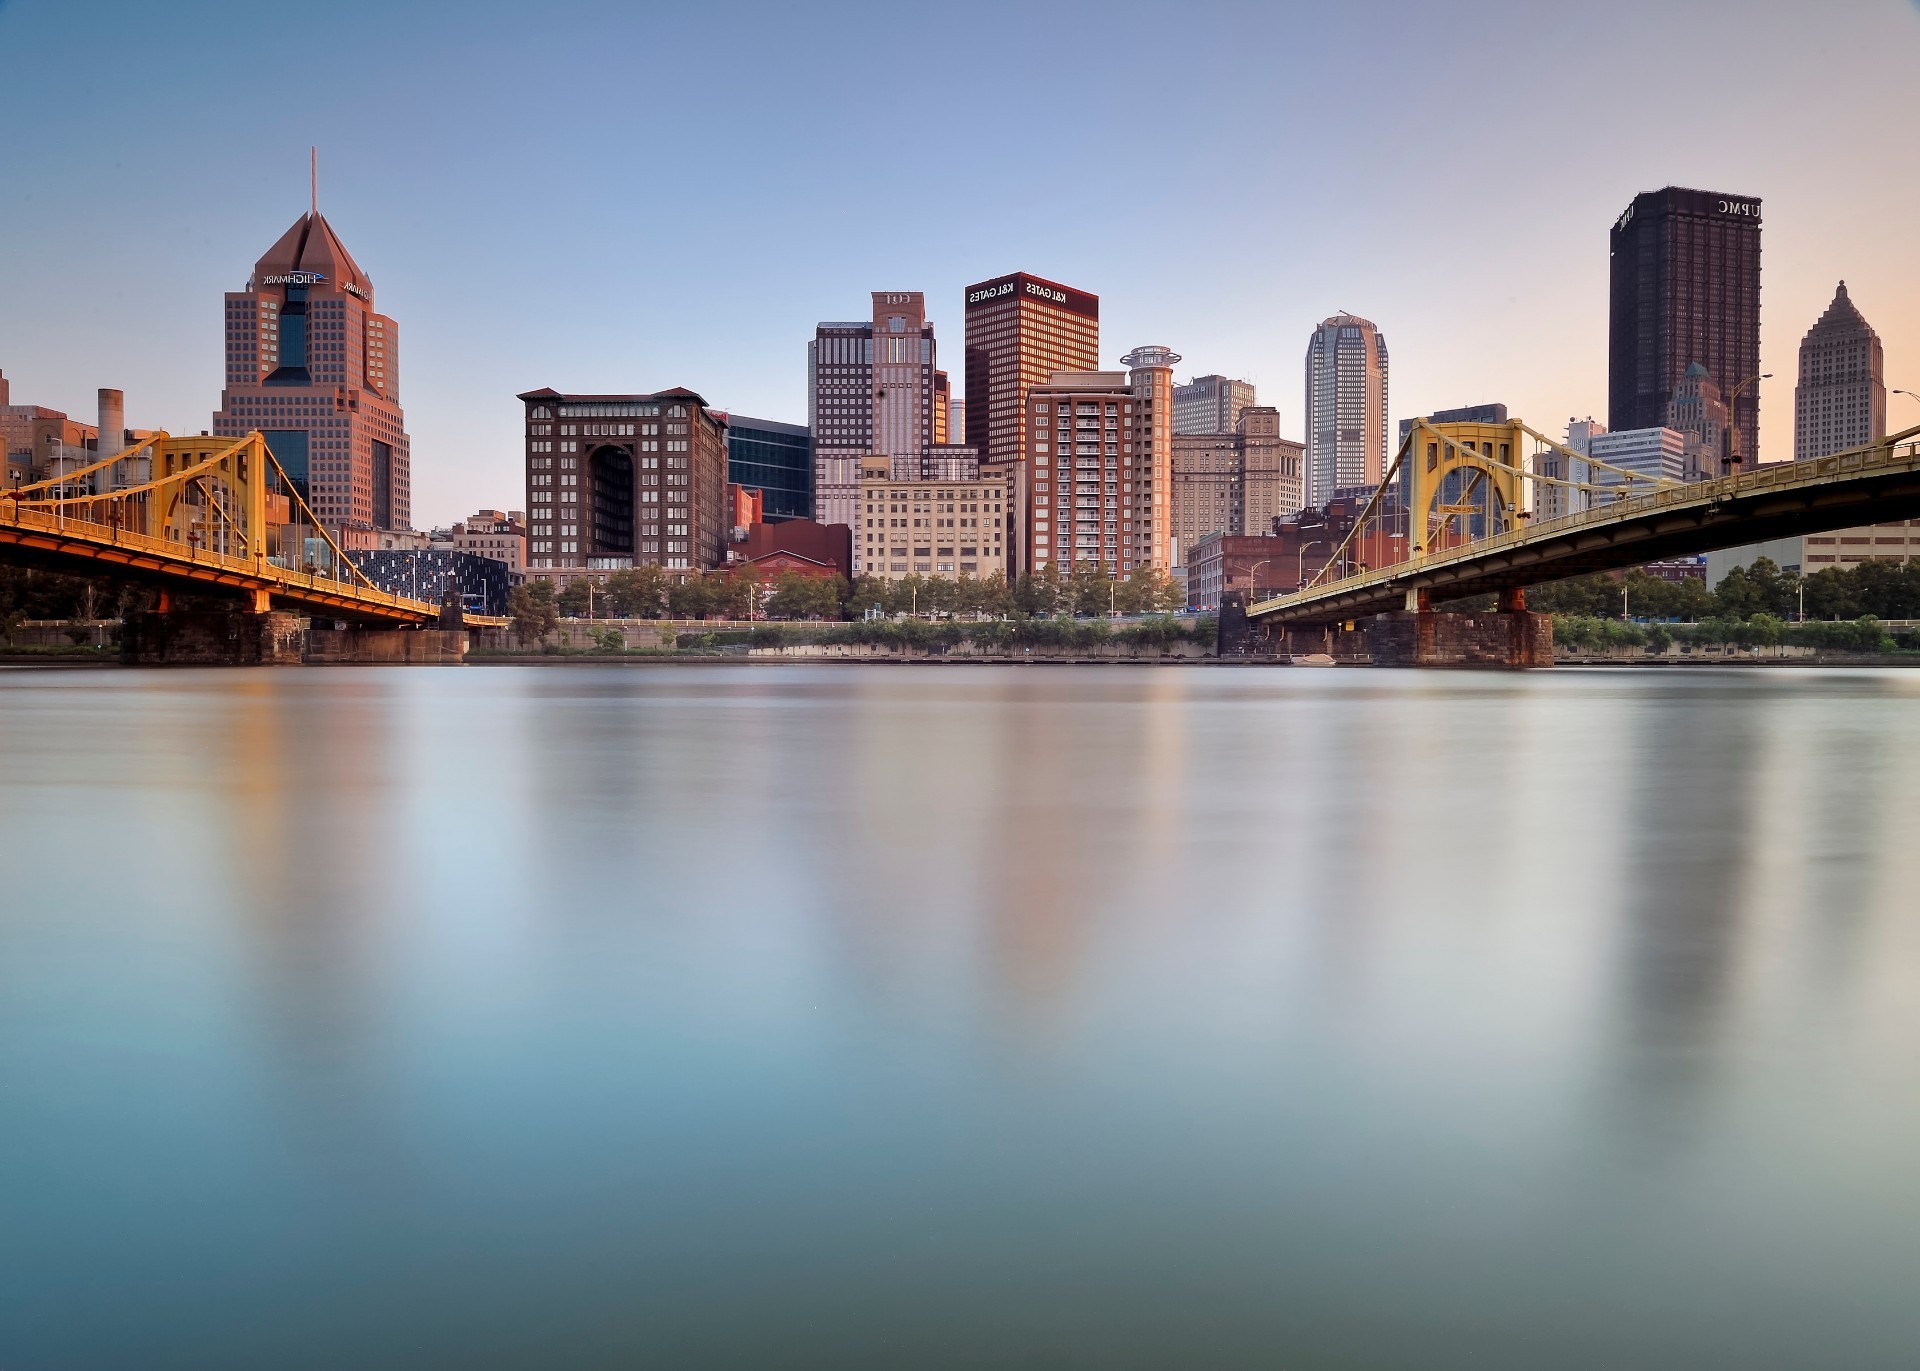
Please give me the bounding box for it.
[0,431,494,627]
[1249,420,1920,630]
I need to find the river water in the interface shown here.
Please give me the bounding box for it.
[2,664,1918,1369]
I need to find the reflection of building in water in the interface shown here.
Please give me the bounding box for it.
[1605,700,1761,1136]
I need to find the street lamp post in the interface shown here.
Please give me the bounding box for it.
[1296,540,1329,592]
[1247,558,1270,602]
[1724,372,1773,477]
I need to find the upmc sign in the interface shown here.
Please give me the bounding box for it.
[1717,199,1759,217]
[964,272,1098,319]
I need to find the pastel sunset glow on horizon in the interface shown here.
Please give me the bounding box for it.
[2,0,1916,521]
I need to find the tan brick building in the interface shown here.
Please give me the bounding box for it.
[856,454,1007,581]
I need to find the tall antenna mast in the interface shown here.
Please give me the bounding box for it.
[310,146,318,215]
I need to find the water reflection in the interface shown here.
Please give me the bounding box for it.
[2,665,1919,1369]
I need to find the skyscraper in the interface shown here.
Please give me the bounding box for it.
[212,207,410,536]
[962,272,1100,473]
[1608,187,1762,466]
[1303,313,1388,506]
[808,292,939,527]
[1795,282,1885,461]
[1792,282,1918,573]
[1173,375,1257,435]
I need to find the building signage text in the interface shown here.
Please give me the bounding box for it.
[262,271,327,286]
[1718,199,1759,217]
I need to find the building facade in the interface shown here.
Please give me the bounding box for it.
[1665,362,1729,479]
[1608,186,1762,465]
[1170,406,1302,565]
[1794,281,1917,573]
[451,509,528,574]
[1304,313,1389,507]
[722,414,811,520]
[856,454,1008,581]
[1173,374,1257,435]
[1589,427,1690,491]
[808,293,940,527]
[211,209,410,532]
[1020,347,1177,577]
[950,397,966,446]
[1796,281,1885,462]
[962,272,1100,475]
[518,387,730,572]
[1537,417,1606,520]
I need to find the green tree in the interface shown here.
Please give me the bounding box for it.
[509,579,559,645]
[667,574,714,620]
[1800,567,1858,620]
[1014,565,1063,616]
[846,575,890,618]
[764,571,838,619]
[602,565,670,618]
[712,567,756,621]
[557,579,595,617]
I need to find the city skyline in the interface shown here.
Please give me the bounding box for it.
[3,1,1918,525]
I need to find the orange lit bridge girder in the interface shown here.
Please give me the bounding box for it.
[0,431,497,627]
[1248,423,1920,628]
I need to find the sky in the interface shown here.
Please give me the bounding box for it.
[2,0,1917,525]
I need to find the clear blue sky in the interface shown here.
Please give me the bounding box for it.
[3,0,1917,523]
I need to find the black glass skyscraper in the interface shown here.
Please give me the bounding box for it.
[1608,186,1762,467]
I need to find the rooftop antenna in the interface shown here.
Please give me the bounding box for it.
[310,146,318,216]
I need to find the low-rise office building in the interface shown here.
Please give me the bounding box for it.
[856,454,1007,580]
[452,509,528,574]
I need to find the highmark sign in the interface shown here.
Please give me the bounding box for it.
[262,271,326,286]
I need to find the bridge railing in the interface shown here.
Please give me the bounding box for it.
[1254,432,1920,617]
[0,499,441,618]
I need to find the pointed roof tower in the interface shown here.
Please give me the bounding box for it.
[1805,280,1875,342]
[251,212,373,303]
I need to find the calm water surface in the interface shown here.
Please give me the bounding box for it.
[3,664,1919,1369]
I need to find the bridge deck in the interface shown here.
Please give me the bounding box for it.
[1251,432,1920,626]
[0,501,497,627]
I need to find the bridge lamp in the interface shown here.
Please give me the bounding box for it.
[1725,373,1772,475]
[1247,559,1271,599]
[1893,388,1920,410]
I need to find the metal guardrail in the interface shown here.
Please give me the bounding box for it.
[1251,436,1920,620]
[0,502,447,621]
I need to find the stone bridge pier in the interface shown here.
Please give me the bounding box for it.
[1362,588,1553,668]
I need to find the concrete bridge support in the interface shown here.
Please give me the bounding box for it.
[122,608,470,665]
[121,607,307,665]
[1363,607,1553,668]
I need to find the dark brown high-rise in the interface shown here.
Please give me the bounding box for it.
[963,272,1100,473]
[518,388,729,572]
[1608,186,1762,466]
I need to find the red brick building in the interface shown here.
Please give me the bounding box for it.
[738,518,851,579]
